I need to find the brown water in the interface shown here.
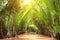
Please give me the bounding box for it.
[0,32,56,40]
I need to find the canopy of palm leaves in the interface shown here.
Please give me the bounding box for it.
[0,0,60,37]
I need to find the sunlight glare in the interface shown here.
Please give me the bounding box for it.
[23,0,31,4]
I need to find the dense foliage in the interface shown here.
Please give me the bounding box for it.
[0,0,60,39]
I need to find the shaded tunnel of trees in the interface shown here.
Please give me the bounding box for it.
[0,0,60,40]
